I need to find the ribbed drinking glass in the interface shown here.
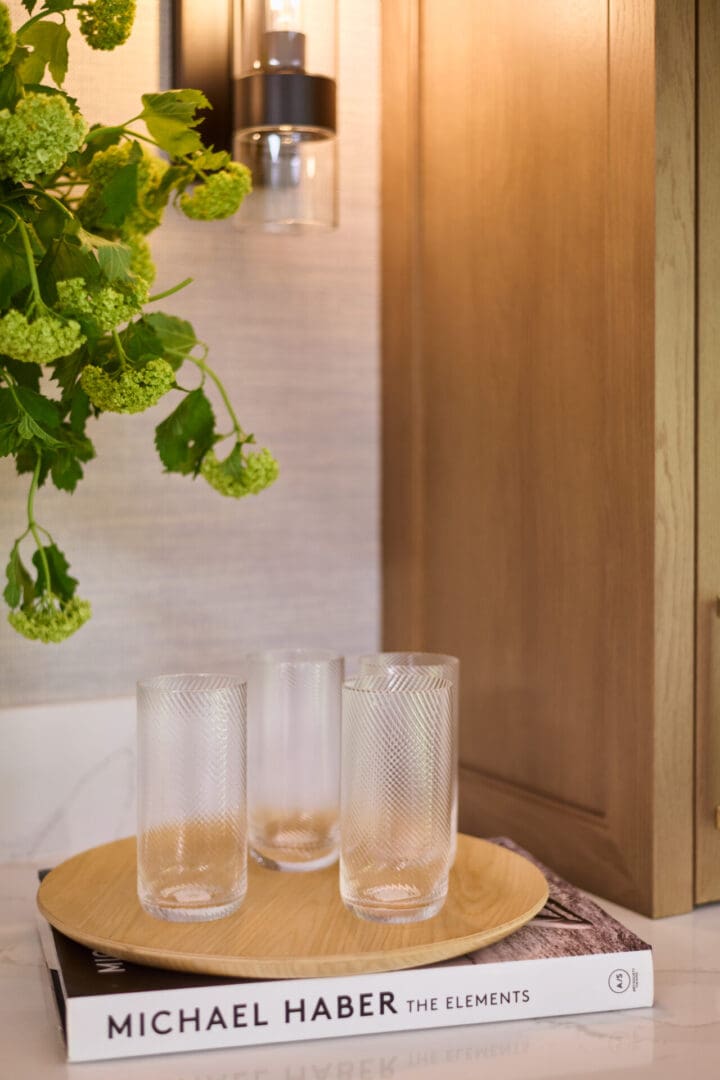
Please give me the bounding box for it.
[358,652,460,855]
[136,674,247,922]
[246,649,344,871]
[340,674,454,923]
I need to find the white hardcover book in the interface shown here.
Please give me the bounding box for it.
[37,839,654,1063]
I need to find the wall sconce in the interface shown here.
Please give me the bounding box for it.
[173,1,338,232]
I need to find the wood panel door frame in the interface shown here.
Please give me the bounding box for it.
[381,0,696,916]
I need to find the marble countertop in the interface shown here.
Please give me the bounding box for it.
[2,860,719,1080]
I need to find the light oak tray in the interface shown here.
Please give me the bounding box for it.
[36,833,548,979]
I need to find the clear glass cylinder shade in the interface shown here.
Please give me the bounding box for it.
[136,674,248,922]
[246,649,344,870]
[340,675,454,924]
[233,131,336,231]
[358,653,460,857]
[233,0,337,231]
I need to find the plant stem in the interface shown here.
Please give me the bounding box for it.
[147,278,193,303]
[84,125,160,152]
[191,356,246,441]
[112,329,129,368]
[123,129,161,149]
[27,457,52,597]
[0,367,22,411]
[17,6,73,35]
[0,207,43,306]
[15,217,43,306]
[24,189,77,220]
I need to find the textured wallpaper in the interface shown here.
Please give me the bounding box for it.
[0,1,380,705]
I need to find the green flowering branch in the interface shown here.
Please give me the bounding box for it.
[0,0,277,642]
[27,455,52,594]
[191,353,247,442]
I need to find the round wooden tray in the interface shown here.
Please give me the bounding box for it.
[37,833,548,979]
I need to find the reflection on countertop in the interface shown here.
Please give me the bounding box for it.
[2,860,719,1080]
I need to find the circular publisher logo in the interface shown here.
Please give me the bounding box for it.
[608,969,631,993]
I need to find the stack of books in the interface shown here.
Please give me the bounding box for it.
[37,839,653,1062]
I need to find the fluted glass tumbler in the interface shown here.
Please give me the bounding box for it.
[358,653,460,856]
[136,674,247,922]
[340,675,454,923]
[246,650,343,871]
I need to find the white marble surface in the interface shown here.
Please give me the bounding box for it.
[1,860,719,1079]
[0,698,136,863]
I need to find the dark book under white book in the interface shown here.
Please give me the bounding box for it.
[37,839,653,1062]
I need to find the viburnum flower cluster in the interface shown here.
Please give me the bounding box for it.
[0,0,277,643]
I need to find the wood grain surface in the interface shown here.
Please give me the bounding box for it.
[382,0,696,915]
[36,834,548,978]
[651,0,696,916]
[695,0,720,904]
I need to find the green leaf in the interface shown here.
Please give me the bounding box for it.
[2,360,41,393]
[142,89,210,122]
[143,312,198,370]
[14,444,49,485]
[18,50,46,85]
[98,160,140,228]
[119,318,163,367]
[16,387,61,431]
[32,197,67,248]
[155,388,215,476]
[50,451,82,492]
[75,125,124,165]
[0,64,24,111]
[215,443,245,482]
[140,90,209,157]
[0,388,20,456]
[0,422,20,456]
[39,234,102,298]
[77,229,133,282]
[49,427,96,492]
[17,412,61,446]
[0,387,17,422]
[32,543,77,601]
[155,162,194,199]
[0,233,32,309]
[21,1,39,15]
[192,148,231,171]
[50,350,87,401]
[18,21,71,87]
[94,142,142,229]
[4,547,35,609]
[15,388,62,448]
[69,388,91,434]
[90,234,132,282]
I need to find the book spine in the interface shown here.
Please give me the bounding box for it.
[66,950,654,1062]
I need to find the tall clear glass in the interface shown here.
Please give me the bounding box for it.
[340,674,454,923]
[136,674,247,922]
[246,649,343,870]
[358,653,460,856]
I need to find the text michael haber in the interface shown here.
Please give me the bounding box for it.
[107,991,399,1040]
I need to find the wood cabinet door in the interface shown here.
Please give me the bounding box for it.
[382,0,696,915]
